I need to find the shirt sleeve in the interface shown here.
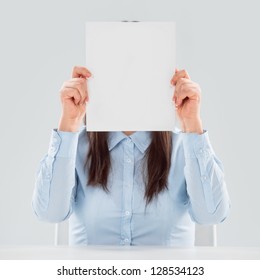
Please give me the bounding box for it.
[182,130,231,224]
[32,129,79,223]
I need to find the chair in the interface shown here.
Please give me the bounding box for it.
[54,221,69,246]
[54,222,217,246]
[195,224,217,247]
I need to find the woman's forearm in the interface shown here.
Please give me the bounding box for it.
[32,129,79,223]
[182,131,231,224]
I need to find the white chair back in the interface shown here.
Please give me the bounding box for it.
[54,221,69,246]
[195,224,217,247]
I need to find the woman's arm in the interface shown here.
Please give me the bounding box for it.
[182,131,230,224]
[32,66,91,222]
[32,130,79,223]
[171,69,230,224]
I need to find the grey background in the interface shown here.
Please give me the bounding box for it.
[0,0,259,246]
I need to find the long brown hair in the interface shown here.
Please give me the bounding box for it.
[86,132,172,204]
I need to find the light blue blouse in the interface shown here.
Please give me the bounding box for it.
[32,127,230,247]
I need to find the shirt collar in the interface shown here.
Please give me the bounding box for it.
[108,131,152,153]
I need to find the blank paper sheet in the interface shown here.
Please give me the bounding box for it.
[85,21,176,131]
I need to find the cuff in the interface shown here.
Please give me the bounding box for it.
[181,130,214,159]
[48,129,79,158]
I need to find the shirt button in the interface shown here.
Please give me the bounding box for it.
[125,211,130,216]
[124,238,129,243]
[199,149,203,153]
[202,176,207,180]
[46,174,51,179]
[126,158,131,163]
[127,138,132,143]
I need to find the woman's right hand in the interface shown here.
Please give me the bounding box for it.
[58,66,92,132]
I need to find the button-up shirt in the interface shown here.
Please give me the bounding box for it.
[32,127,230,246]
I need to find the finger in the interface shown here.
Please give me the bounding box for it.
[170,68,178,86]
[171,69,190,85]
[63,80,87,103]
[175,83,200,100]
[171,69,191,85]
[60,87,81,105]
[68,78,89,97]
[62,83,85,105]
[70,77,90,83]
[172,78,194,101]
[69,78,89,101]
[175,85,200,106]
[175,78,194,93]
[72,66,92,79]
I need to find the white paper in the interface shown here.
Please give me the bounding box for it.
[85,21,176,131]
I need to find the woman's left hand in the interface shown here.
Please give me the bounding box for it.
[171,69,203,134]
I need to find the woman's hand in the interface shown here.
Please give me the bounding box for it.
[58,66,92,132]
[171,69,203,134]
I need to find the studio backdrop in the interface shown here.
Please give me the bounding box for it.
[0,0,259,246]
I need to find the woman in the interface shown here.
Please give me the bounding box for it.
[32,66,230,246]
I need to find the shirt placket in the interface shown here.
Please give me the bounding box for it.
[120,138,134,245]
